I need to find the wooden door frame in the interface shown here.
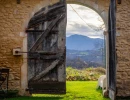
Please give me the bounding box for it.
[108,0,117,99]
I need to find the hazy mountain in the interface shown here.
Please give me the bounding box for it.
[66,35,105,68]
[66,34,104,50]
[66,49,105,68]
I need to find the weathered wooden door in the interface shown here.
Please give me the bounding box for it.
[27,1,66,94]
[108,0,116,95]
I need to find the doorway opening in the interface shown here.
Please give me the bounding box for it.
[66,4,107,83]
[24,0,116,99]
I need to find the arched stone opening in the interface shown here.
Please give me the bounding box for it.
[20,0,109,95]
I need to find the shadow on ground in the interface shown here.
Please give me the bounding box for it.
[5,96,63,100]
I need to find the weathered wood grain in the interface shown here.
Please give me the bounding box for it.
[29,14,65,52]
[30,60,60,81]
[27,0,66,94]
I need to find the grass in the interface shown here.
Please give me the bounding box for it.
[7,81,110,100]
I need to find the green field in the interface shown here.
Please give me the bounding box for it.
[8,81,110,100]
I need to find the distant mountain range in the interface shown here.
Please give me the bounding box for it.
[66,34,104,51]
[66,34,105,68]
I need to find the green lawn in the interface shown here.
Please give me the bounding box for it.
[7,81,110,100]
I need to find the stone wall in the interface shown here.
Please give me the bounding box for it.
[116,0,130,97]
[0,0,130,97]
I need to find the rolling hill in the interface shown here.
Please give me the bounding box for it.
[66,34,104,50]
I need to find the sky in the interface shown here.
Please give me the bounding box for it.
[66,4,105,39]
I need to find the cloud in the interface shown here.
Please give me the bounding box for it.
[67,22,93,32]
[66,31,104,39]
[66,4,105,39]
[66,22,104,38]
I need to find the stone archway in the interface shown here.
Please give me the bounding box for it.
[20,0,109,95]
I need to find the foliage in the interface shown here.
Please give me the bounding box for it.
[7,81,110,100]
[66,67,105,81]
[0,90,19,99]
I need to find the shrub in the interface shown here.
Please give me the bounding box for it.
[94,67,106,74]
[66,67,105,81]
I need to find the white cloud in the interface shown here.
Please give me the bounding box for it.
[67,4,105,38]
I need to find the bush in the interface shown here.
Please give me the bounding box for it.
[66,67,105,81]
[94,67,106,74]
